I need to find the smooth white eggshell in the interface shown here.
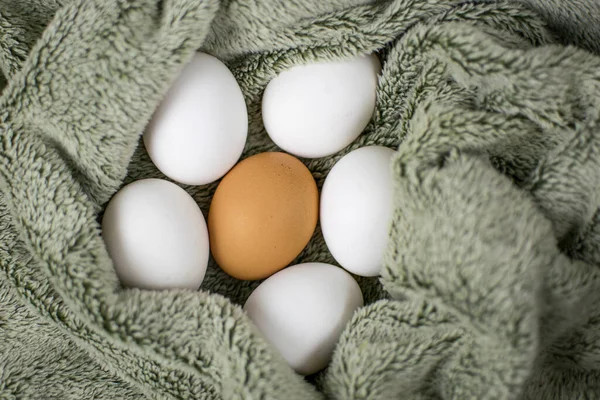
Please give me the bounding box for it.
[144,52,248,186]
[262,54,380,158]
[244,263,363,375]
[320,146,395,277]
[102,179,209,290]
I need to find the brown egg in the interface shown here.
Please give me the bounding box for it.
[208,152,319,280]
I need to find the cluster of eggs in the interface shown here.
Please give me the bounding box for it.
[102,52,394,375]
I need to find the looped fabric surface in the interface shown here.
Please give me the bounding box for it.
[1,0,600,399]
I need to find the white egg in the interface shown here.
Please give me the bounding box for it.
[144,52,248,186]
[262,54,380,159]
[321,146,395,277]
[244,263,363,375]
[102,179,209,290]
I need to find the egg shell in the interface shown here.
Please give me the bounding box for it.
[320,146,395,277]
[262,54,380,158]
[208,152,319,281]
[144,52,248,186]
[102,179,209,290]
[244,262,364,375]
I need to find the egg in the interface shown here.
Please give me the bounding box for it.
[262,54,380,159]
[144,52,248,186]
[244,263,364,375]
[208,152,318,280]
[320,146,395,277]
[102,179,209,290]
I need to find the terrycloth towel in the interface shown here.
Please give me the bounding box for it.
[1,0,600,398]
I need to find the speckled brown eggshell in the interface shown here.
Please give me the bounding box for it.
[208,152,319,280]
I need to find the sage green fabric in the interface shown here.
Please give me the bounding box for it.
[1,0,600,399]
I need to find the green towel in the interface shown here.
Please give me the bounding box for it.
[2,0,600,398]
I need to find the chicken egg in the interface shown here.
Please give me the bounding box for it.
[144,52,248,186]
[208,152,318,280]
[244,262,364,375]
[102,179,209,290]
[262,54,380,158]
[320,146,395,277]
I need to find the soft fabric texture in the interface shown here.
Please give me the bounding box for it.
[1,0,600,398]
